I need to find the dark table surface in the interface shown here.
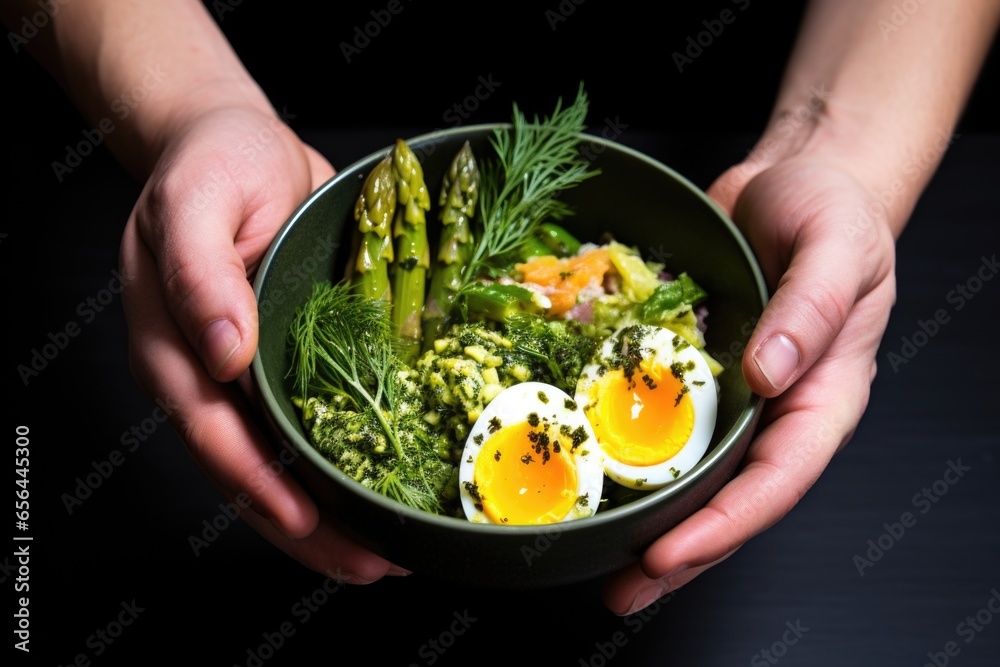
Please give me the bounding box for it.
[5,6,1000,663]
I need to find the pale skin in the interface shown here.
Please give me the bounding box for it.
[5,0,998,610]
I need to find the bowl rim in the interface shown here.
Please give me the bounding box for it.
[250,123,768,536]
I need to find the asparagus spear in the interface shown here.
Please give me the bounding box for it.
[352,154,396,302]
[422,141,480,350]
[390,138,432,365]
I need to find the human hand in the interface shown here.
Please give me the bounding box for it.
[602,142,898,614]
[119,104,405,583]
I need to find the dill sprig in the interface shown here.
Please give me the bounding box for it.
[288,281,448,513]
[288,281,403,458]
[457,83,600,299]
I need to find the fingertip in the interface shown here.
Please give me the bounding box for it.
[601,567,652,616]
[602,565,684,616]
[268,489,321,541]
[198,310,258,382]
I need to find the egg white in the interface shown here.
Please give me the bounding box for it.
[458,382,603,525]
[575,325,719,490]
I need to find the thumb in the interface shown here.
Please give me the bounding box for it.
[133,162,261,382]
[732,165,895,397]
[705,159,768,217]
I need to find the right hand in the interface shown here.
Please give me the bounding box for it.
[119,104,407,583]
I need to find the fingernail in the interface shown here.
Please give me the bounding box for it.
[200,319,241,378]
[325,568,375,586]
[753,333,800,391]
[386,565,412,577]
[623,579,674,616]
[622,566,688,616]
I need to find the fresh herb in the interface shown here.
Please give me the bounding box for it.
[464,481,484,511]
[609,324,652,389]
[505,314,598,394]
[527,428,553,463]
[290,282,394,419]
[674,385,690,407]
[288,281,447,513]
[455,83,600,307]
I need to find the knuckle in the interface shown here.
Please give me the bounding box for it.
[794,284,852,343]
[160,254,208,315]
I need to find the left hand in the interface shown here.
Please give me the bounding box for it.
[601,145,898,615]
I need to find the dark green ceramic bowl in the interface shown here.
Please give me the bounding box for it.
[251,125,767,589]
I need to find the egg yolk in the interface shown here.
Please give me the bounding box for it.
[587,362,694,466]
[473,421,578,525]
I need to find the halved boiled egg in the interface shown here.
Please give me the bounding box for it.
[575,324,718,490]
[458,382,603,525]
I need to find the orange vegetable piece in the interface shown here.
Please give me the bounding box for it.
[516,247,611,315]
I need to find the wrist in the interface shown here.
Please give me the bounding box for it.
[135,76,276,174]
[36,0,276,179]
[747,85,945,239]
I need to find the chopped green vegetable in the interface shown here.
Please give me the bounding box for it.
[518,234,554,261]
[414,317,597,450]
[535,222,582,257]
[288,281,452,513]
[504,314,600,395]
[638,272,709,324]
[462,282,544,322]
[606,241,662,302]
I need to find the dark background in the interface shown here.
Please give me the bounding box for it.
[4,2,999,666]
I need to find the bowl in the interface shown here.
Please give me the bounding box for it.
[250,124,768,589]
